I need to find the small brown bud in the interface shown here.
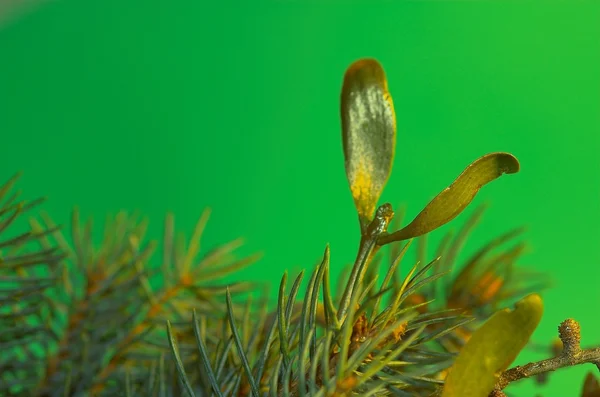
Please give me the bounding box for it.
[558,318,581,356]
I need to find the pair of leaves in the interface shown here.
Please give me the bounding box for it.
[441,293,544,397]
[340,58,520,240]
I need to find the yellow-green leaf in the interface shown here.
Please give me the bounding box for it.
[379,152,519,244]
[442,293,544,397]
[341,58,396,231]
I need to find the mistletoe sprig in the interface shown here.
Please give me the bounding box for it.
[337,58,520,329]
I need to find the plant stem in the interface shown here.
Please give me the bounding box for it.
[336,235,376,323]
[337,204,394,323]
[493,319,600,393]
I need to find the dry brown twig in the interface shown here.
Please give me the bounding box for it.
[491,318,600,394]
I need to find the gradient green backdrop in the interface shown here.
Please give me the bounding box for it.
[1,1,599,395]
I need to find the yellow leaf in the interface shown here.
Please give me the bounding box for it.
[442,293,543,397]
[341,58,396,232]
[380,152,519,244]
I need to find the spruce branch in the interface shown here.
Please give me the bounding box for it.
[1,202,260,396]
[493,318,600,393]
[0,173,65,397]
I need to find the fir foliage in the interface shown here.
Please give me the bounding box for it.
[0,174,259,396]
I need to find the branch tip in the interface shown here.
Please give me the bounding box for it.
[558,318,581,356]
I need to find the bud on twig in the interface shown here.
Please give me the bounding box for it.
[558,318,581,357]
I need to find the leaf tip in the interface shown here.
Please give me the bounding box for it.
[324,244,331,258]
[516,292,543,312]
[493,152,520,175]
[342,58,388,89]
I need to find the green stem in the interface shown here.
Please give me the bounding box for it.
[337,235,375,324]
[337,204,393,323]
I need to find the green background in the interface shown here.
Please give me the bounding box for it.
[1,1,599,395]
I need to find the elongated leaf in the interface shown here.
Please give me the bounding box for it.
[225,288,259,397]
[447,226,527,301]
[380,152,520,244]
[298,265,318,375]
[441,293,543,397]
[308,246,329,357]
[192,310,223,397]
[252,304,279,391]
[341,58,396,230]
[322,257,340,330]
[166,320,196,397]
[277,272,291,368]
